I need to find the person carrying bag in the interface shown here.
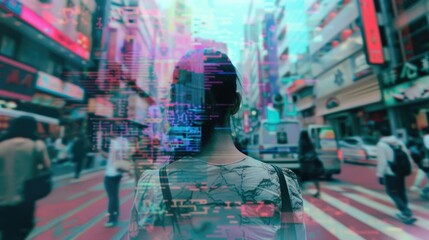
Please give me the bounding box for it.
[103,128,133,228]
[24,141,52,202]
[0,116,52,240]
[299,131,324,198]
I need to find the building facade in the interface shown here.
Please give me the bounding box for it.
[283,0,385,138]
[0,0,93,138]
[378,0,429,140]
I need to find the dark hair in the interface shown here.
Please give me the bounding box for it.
[423,127,429,134]
[379,126,392,137]
[298,130,314,153]
[1,116,38,141]
[168,49,239,156]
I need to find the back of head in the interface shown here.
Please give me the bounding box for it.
[1,116,38,141]
[379,126,392,137]
[168,49,239,156]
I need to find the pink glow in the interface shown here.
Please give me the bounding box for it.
[0,90,32,101]
[64,82,84,100]
[0,55,36,73]
[20,6,89,60]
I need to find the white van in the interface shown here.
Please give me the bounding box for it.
[247,119,301,170]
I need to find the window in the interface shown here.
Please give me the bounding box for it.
[253,134,259,145]
[362,137,377,145]
[394,0,421,15]
[0,35,17,57]
[400,16,429,60]
[277,132,288,144]
[344,138,358,145]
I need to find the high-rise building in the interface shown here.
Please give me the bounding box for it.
[282,0,384,137]
[0,0,93,136]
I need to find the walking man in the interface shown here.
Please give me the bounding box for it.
[376,127,417,224]
[72,132,90,179]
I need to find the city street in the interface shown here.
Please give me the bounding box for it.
[27,163,429,240]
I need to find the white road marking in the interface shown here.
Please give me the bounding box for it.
[321,193,418,240]
[303,199,365,240]
[345,193,429,231]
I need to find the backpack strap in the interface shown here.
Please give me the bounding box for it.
[159,166,182,236]
[272,165,297,240]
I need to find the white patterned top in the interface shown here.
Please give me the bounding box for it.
[129,157,306,240]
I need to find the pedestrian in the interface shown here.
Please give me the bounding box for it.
[131,135,153,184]
[55,136,71,164]
[416,128,429,199]
[407,137,428,194]
[0,116,51,240]
[376,126,416,224]
[71,131,90,179]
[128,49,305,239]
[102,125,133,228]
[298,130,324,198]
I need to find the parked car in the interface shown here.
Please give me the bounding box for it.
[339,136,378,164]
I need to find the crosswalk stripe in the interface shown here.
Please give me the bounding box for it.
[344,193,429,231]
[303,199,365,240]
[321,193,418,240]
[69,193,135,240]
[27,193,106,239]
[348,186,429,214]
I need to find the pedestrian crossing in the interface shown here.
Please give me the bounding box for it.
[304,184,429,240]
[27,169,429,240]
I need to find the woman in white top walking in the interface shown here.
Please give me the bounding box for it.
[103,125,132,227]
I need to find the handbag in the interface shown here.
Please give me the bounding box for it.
[300,151,324,177]
[24,141,52,202]
[272,165,298,240]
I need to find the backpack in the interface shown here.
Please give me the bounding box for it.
[387,144,412,176]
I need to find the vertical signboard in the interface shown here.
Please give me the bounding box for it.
[358,0,385,65]
[244,111,249,133]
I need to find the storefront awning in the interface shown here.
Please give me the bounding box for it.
[315,74,381,116]
[0,108,59,125]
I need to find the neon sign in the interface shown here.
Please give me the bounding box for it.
[19,6,90,60]
[358,0,385,65]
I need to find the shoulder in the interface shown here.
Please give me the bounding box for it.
[136,169,160,189]
[35,140,47,149]
[281,168,303,213]
[377,141,388,148]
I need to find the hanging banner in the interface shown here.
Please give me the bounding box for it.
[358,0,385,65]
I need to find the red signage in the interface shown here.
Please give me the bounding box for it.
[244,111,249,133]
[19,6,90,60]
[0,55,37,101]
[359,0,385,65]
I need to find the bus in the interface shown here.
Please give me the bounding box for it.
[247,119,301,170]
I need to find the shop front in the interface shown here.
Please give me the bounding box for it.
[314,53,382,138]
[380,53,429,138]
[35,71,85,138]
[0,54,62,136]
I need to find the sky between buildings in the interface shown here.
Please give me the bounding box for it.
[156,0,263,66]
